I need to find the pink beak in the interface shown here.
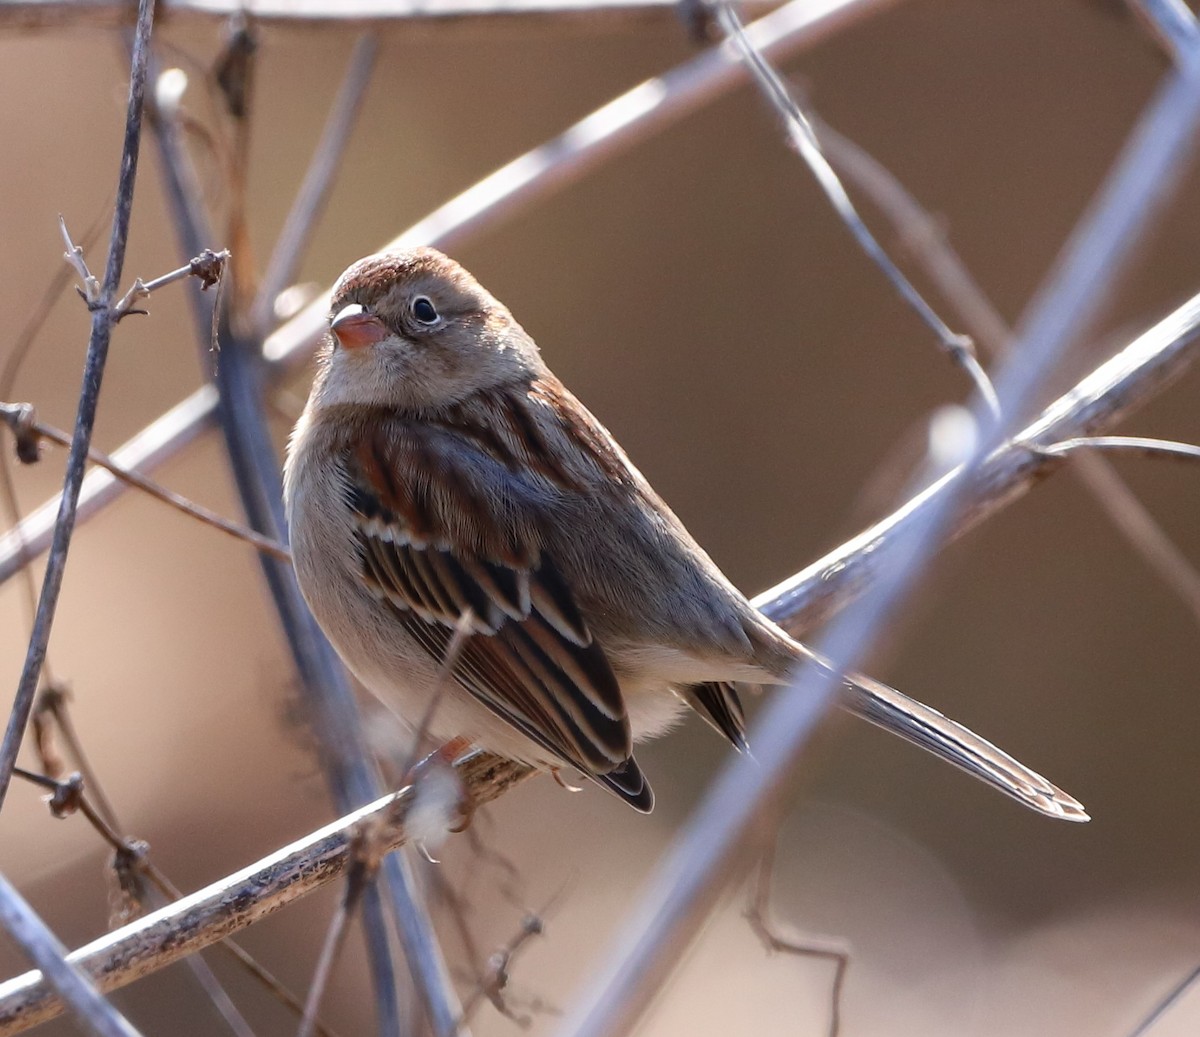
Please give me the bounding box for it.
[331,304,389,350]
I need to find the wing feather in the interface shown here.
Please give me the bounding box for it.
[343,418,643,804]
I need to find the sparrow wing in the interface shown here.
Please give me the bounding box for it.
[344,422,652,811]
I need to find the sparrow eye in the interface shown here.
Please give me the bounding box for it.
[412,296,440,325]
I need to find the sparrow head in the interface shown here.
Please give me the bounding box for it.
[315,247,542,411]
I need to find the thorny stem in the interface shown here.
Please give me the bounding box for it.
[111,249,230,320]
[0,0,155,813]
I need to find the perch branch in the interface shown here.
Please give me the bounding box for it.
[0,0,155,812]
[0,0,901,586]
[2,275,1199,1032]
[0,752,532,1036]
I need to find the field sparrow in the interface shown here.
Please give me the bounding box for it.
[284,247,1086,821]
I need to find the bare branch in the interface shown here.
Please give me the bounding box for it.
[1037,434,1200,463]
[251,34,378,335]
[0,752,532,1037]
[149,55,461,1037]
[756,290,1200,634]
[0,0,156,811]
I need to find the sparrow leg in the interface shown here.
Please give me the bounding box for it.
[550,766,583,793]
[403,736,477,833]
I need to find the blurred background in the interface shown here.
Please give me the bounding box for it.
[1,0,1199,1034]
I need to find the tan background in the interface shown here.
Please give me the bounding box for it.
[1,1,1199,1034]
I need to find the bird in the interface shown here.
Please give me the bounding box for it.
[283,246,1087,822]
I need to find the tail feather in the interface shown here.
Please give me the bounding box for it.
[838,667,1088,822]
[595,756,655,813]
[682,681,749,752]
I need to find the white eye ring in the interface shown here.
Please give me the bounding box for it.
[412,296,440,325]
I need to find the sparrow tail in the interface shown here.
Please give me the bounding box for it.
[796,646,1088,822]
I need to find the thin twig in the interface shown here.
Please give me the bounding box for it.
[0,873,143,1037]
[745,841,847,1037]
[558,40,1200,1037]
[0,0,903,587]
[1037,435,1200,462]
[1127,963,1200,1037]
[0,386,220,585]
[112,248,230,320]
[0,0,155,812]
[458,887,566,1028]
[0,403,290,561]
[713,1,1001,419]
[251,34,379,335]
[297,824,383,1037]
[32,686,120,828]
